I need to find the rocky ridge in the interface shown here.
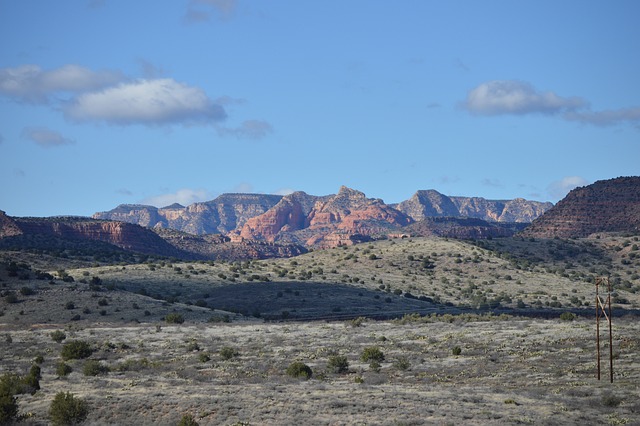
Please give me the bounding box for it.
[520,176,640,238]
[93,193,283,235]
[95,187,551,248]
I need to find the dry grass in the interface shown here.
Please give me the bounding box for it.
[1,318,639,425]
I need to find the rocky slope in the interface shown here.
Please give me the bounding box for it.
[396,190,553,223]
[93,193,283,234]
[238,187,413,248]
[405,217,527,239]
[520,176,640,238]
[0,214,306,261]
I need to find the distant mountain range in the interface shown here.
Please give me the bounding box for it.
[3,178,638,261]
[93,186,552,248]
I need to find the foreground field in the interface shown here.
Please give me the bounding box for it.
[2,316,639,425]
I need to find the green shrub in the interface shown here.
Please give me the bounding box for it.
[452,346,462,356]
[198,353,211,363]
[601,392,622,407]
[327,355,349,374]
[19,287,35,296]
[219,346,239,360]
[4,293,18,304]
[61,340,93,360]
[560,312,576,321]
[83,360,109,376]
[178,413,200,426]
[393,356,411,371]
[360,346,385,363]
[165,313,185,324]
[0,393,18,424]
[286,361,313,380]
[49,392,89,426]
[56,362,72,377]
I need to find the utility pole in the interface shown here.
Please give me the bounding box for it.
[595,276,613,383]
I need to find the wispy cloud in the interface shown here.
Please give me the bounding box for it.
[462,80,586,116]
[274,188,295,196]
[547,176,589,200]
[184,0,237,23]
[216,120,273,139]
[142,188,211,207]
[481,178,503,188]
[63,78,227,126]
[563,107,640,127]
[21,126,75,148]
[0,64,124,103]
[462,80,640,129]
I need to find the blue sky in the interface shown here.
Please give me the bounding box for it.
[1,0,639,217]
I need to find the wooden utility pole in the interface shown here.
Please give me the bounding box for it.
[595,277,613,383]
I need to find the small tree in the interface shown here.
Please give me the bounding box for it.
[286,361,313,380]
[51,330,67,343]
[61,340,93,360]
[0,393,18,424]
[327,355,349,374]
[360,346,385,363]
[219,346,239,361]
[49,392,89,426]
[178,413,200,426]
[164,313,185,324]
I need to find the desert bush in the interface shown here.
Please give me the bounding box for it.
[83,360,109,376]
[49,392,89,426]
[56,362,72,377]
[286,362,313,380]
[65,301,75,310]
[51,330,67,344]
[165,313,185,324]
[0,393,18,424]
[19,286,35,296]
[601,392,622,407]
[360,346,385,363]
[4,292,18,304]
[452,346,462,356]
[219,346,239,360]
[560,312,576,321]
[327,355,349,374]
[115,358,151,372]
[61,340,93,360]
[393,356,411,371]
[178,413,200,426]
[198,353,211,363]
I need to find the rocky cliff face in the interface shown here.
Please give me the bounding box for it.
[93,194,283,235]
[5,217,187,258]
[239,186,413,248]
[0,211,22,238]
[396,190,553,223]
[520,176,640,238]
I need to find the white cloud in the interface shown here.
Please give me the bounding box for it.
[462,80,587,116]
[547,176,589,200]
[63,78,227,126]
[0,64,124,103]
[142,188,211,207]
[564,107,640,127]
[216,119,273,139]
[21,126,75,148]
[274,188,295,196]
